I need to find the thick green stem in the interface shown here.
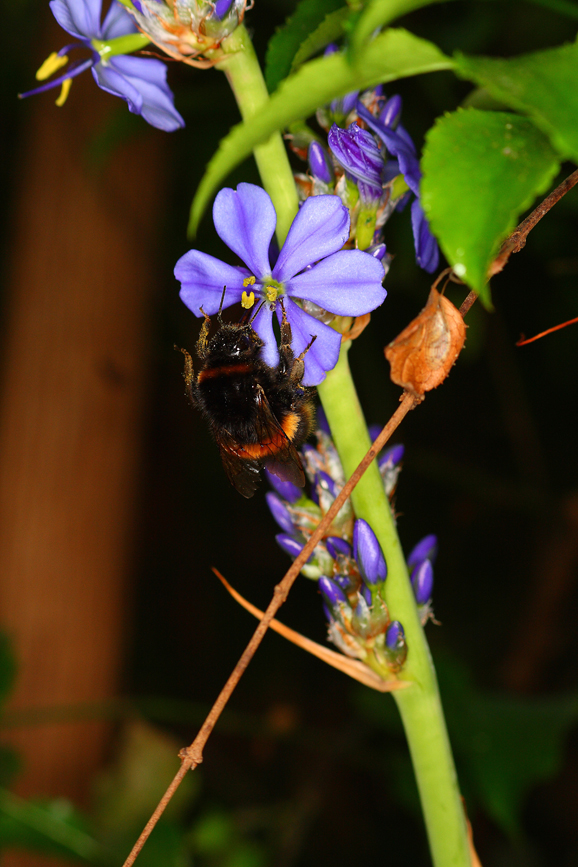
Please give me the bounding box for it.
[217,25,299,245]
[318,345,470,867]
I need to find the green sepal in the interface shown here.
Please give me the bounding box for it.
[189,28,452,236]
[455,39,578,163]
[421,109,560,307]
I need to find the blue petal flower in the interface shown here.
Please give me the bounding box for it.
[327,123,383,203]
[175,183,387,385]
[21,0,184,132]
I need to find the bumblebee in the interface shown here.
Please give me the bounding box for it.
[178,299,316,498]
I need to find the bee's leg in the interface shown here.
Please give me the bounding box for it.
[289,334,317,385]
[175,346,196,406]
[196,308,212,359]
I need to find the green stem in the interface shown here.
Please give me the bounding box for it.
[318,345,470,867]
[217,25,299,245]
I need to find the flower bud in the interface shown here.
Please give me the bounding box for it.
[265,468,301,504]
[328,123,383,204]
[276,534,307,560]
[308,141,333,185]
[379,94,403,128]
[353,519,387,586]
[385,620,405,650]
[266,492,296,535]
[319,575,349,609]
[325,537,352,560]
[407,534,438,568]
[411,559,434,605]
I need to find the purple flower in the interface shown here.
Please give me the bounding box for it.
[357,102,439,273]
[386,620,405,650]
[19,0,184,132]
[319,575,349,609]
[353,519,387,586]
[328,123,384,204]
[175,183,386,385]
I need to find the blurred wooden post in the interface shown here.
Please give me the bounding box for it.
[0,37,168,859]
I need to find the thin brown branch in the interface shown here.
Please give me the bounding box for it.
[516,315,578,346]
[490,167,578,277]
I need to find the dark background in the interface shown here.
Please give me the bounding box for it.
[1,1,578,865]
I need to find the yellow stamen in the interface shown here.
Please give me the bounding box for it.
[241,290,255,309]
[264,285,278,303]
[55,78,73,107]
[243,276,256,287]
[36,52,69,81]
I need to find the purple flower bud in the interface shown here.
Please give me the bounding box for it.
[265,468,301,503]
[266,492,296,535]
[276,534,309,561]
[359,582,373,607]
[378,443,405,470]
[379,95,403,128]
[411,559,434,605]
[326,537,352,560]
[308,141,333,184]
[319,575,348,608]
[316,471,339,499]
[368,424,382,442]
[333,574,352,591]
[407,534,438,568]
[386,620,405,650]
[322,602,334,623]
[367,243,387,261]
[315,406,331,436]
[214,0,234,17]
[328,123,383,203]
[324,44,339,56]
[353,519,387,586]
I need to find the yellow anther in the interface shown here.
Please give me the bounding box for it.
[36,52,68,81]
[243,276,256,287]
[265,285,278,303]
[55,78,73,107]
[241,291,255,309]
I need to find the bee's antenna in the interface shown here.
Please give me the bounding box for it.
[249,300,266,326]
[217,286,227,324]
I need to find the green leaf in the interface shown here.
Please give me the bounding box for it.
[190,28,452,236]
[349,0,451,58]
[0,790,107,864]
[290,7,351,75]
[421,109,560,306]
[455,40,578,163]
[265,0,347,92]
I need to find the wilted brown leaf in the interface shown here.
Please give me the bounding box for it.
[385,287,466,397]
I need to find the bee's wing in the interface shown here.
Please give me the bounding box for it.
[218,434,263,499]
[252,386,306,489]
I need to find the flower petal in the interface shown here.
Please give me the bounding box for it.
[213,184,276,279]
[94,55,184,131]
[273,196,349,283]
[250,304,278,367]
[102,0,138,38]
[287,250,386,315]
[282,300,342,386]
[357,103,421,196]
[50,0,101,39]
[175,250,249,315]
[411,199,439,273]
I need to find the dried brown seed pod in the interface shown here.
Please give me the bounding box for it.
[385,287,466,397]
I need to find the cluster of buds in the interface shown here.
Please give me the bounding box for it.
[125,0,248,65]
[266,417,438,681]
[292,53,439,273]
